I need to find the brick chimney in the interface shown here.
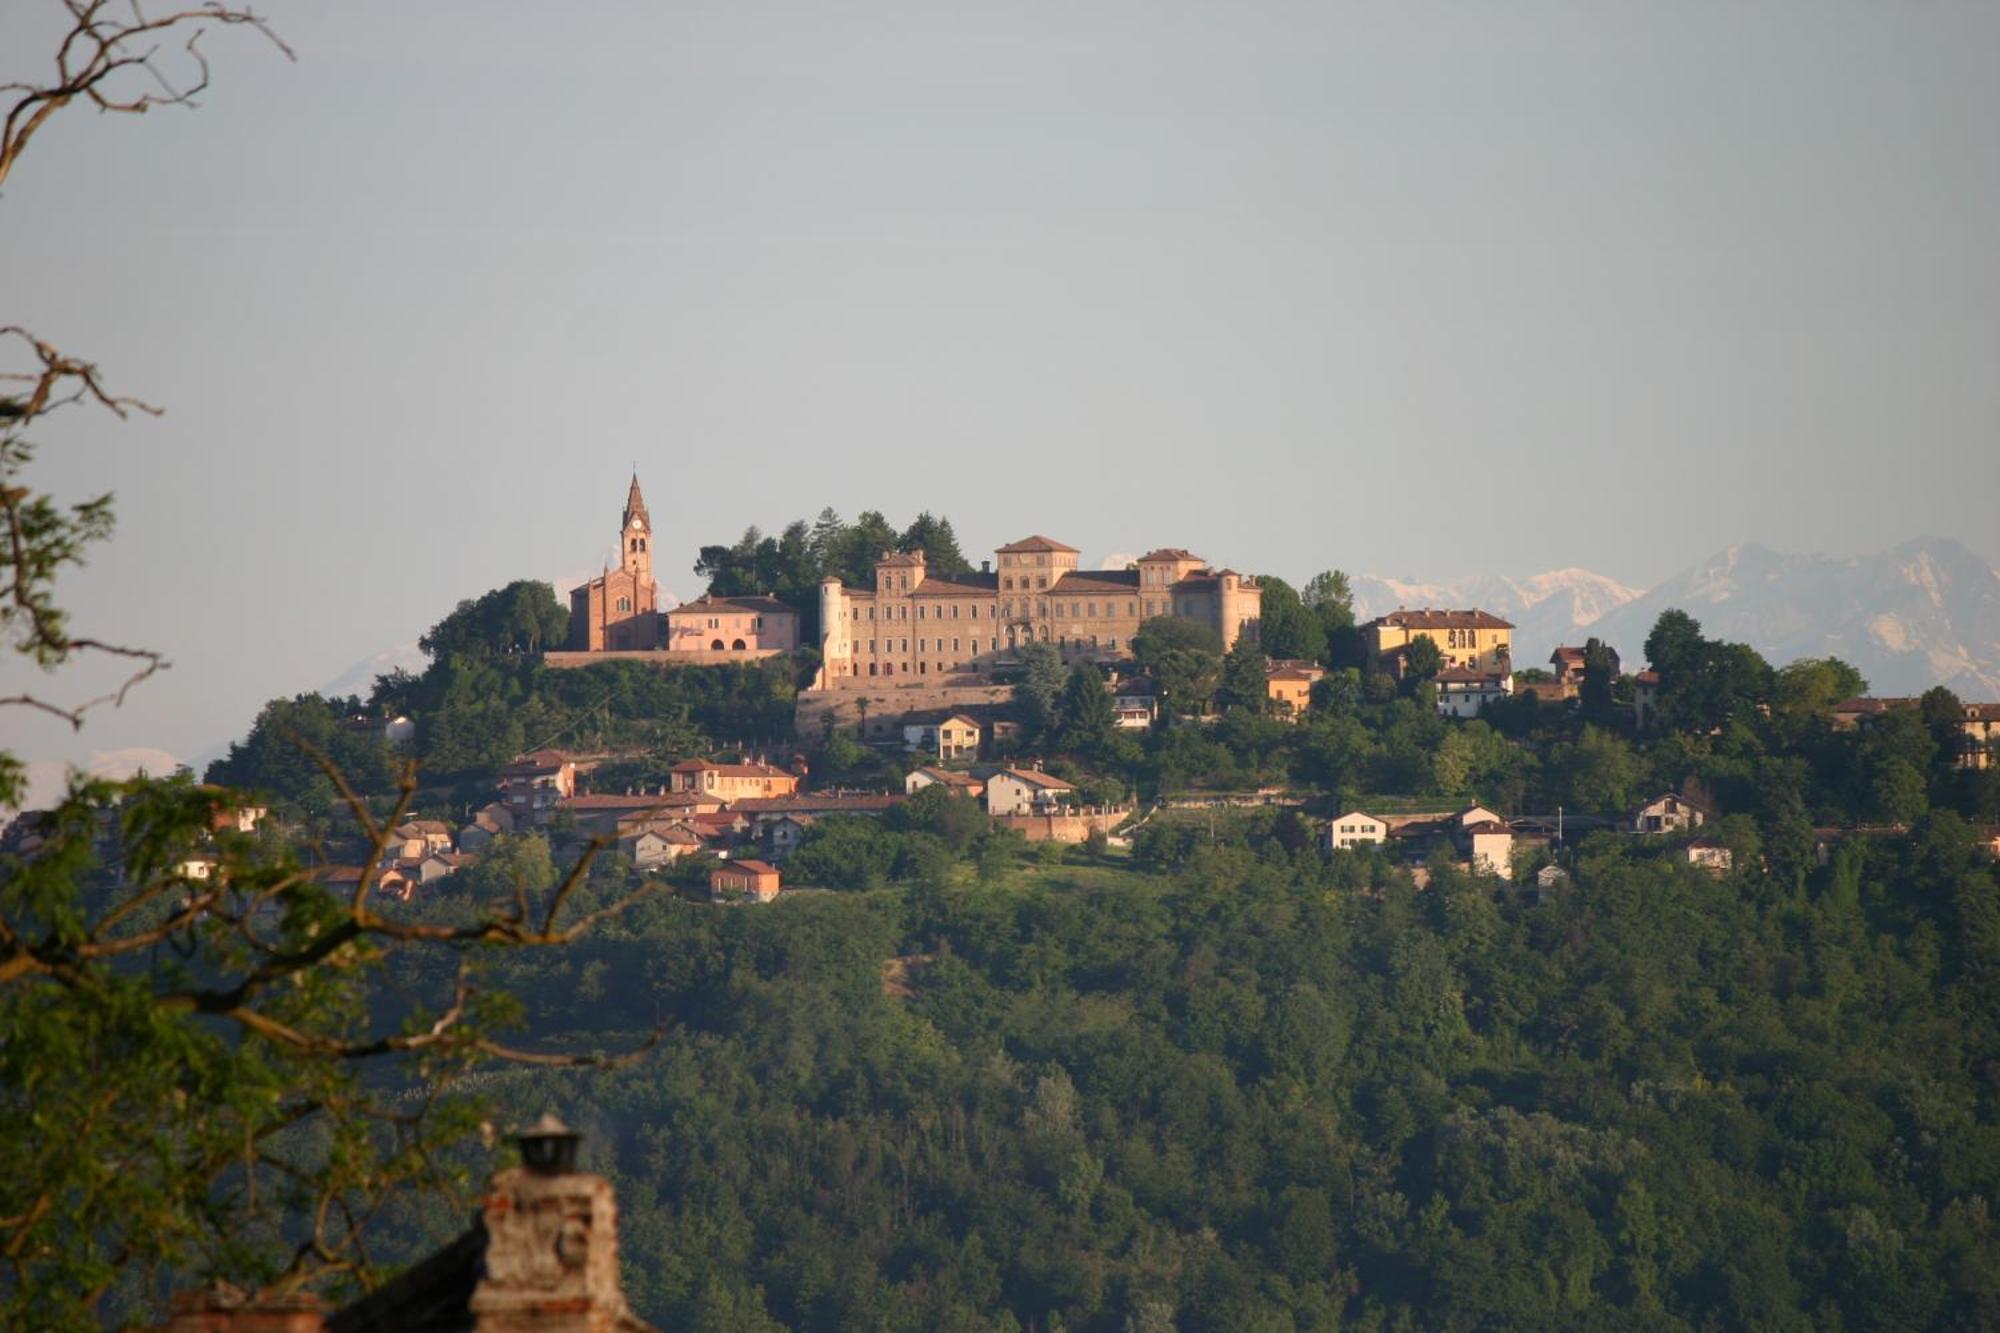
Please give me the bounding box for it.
[466,1115,649,1332]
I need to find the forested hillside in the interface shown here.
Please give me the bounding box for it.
[449,808,2000,1331]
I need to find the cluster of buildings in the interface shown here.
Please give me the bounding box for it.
[559,477,1261,685]
[1322,791,1733,882]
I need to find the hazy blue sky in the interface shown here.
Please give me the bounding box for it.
[3,0,1996,790]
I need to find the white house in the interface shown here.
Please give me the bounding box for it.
[1434,666,1512,719]
[985,769,1074,816]
[1630,793,1709,835]
[1681,838,1733,874]
[1112,678,1160,730]
[1324,811,1388,851]
[1464,821,1515,877]
[905,766,986,800]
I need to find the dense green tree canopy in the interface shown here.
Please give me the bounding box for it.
[418,580,569,660]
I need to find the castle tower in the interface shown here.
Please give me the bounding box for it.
[621,473,653,582]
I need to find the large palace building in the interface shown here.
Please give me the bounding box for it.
[817,536,1261,686]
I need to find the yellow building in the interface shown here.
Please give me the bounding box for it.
[1362,609,1514,678]
[668,760,800,802]
[817,536,1262,685]
[1265,662,1324,716]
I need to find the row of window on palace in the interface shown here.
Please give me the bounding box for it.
[1444,628,1483,648]
[853,631,1122,656]
[852,599,1161,622]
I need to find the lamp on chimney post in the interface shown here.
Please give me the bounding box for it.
[515,1113,581,1175]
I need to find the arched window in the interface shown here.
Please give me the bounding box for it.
[710,639,725,651]
[731,638,747,651]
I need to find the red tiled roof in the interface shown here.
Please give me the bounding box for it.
[1435,666,1507,684]
[722,859,779,876]
[877,551,926,567]
[995,535,1079,554]
[670,595,794,616]
[670,759,792,779]
[1366,609,1514,630]
[1137,548,1200,562]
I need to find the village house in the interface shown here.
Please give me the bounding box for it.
[620,822,703,870]
[905,766,987,800]
[1630,792,1709,835]
[762,813,817,862]
[500,750,577,826]
[711,859,782,904]
[1549,644,1620,692]
[1681,837,1734,874]
[1112,676,1160,729]
[1362,609,1513,679]
[1631,669,1661,728]
[1265,662,1324,716]
[1324,810,1388,851]
[389,819,455,859]
[985,768,1075,816]
[900,709,985,760]
[1463,821,1516,877]
[1513,678,1570,706]
[1433,666,1513,718]
[457,803,513,853]
[668,759,800,801]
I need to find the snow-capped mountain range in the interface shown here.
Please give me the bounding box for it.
[1355,538,2000,700]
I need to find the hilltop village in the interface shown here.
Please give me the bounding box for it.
[40,476,1982,912]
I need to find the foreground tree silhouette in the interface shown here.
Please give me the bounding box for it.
[1,8,658,1324]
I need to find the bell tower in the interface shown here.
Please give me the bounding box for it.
[620,472,652,583]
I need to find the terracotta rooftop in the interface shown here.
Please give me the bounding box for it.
[995,535,1079,554]
[1434,665,1508,684]
[1366,608,1514,630]
[876,550,927,567]
[669,759,792,778]
[1137,548,1201,562]
[722,859,780,876]
[670,595,794,615]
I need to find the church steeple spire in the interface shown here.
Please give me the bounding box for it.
[619,473,652,581]
[623,471,649,534]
